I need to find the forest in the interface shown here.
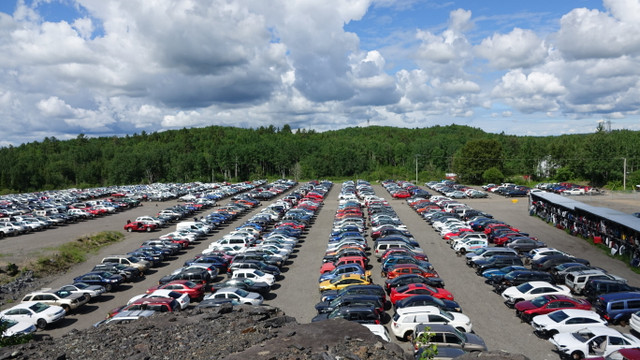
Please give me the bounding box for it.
[0,124,639,193]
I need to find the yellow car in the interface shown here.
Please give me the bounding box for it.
[318,273,371,292]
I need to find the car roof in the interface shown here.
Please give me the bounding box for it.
[396,305,441,315]
[598,291,640,301]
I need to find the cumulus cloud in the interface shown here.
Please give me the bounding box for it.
[492,70,566,113]
[476,28,548,69]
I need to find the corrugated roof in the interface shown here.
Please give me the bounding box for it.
[530,191,640,232]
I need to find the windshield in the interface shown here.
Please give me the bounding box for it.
[235,288,249,297]
[548,310,569,323]
[127,256,140,263]
[253,270,265,276]
[439,309,454,320]
[530,296,550,307]
[516,283,533,293]
[29,302,50,313]
[55,290,72,298]
[74,282,89,289]
[1,319,17,327]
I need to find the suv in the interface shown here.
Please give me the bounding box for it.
[584,279,640,303]
[391,306,472,340]
[565,269,626,295]
[311,305,381,324]
[594,291,640,325]
[314,294,384,315]
[412,323,487,353]
[21,289,89,313]
[158,267,213,290]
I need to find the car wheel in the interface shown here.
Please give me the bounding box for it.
[459,248,466,254]
[146,227,151,232]
[619,318,629,326]
[404,331,413,342]
[105,283,113,292]
[571,351,584,360]
[61,304,71,313]
[127,228,132,233]
[36,318,47,329]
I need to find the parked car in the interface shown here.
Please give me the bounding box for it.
[390,283,454,305]
[73,271,124,292]
[0,302,66,329]
[391,306,472,340]
[230,268,276,287]
[549,326,640,359]
[515,295,592,323]
[58,282,106,300]
[311,305,381,324]
[412,324,487,353]
[594,291,640,325]
[583,280,640,304]
[501,281,571,307]
[531,309,608,339]
[124,221,157,232]
[205,287,263,306]
[211,278,271,295]
[128,290,190,310]
[21,288,90,313]
[318,273,371,293]
[314,294,385,315]
[146,280,206,301]
[395,295,462,313]
[0,318,37,337]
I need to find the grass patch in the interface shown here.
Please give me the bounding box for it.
[31,231,124,275]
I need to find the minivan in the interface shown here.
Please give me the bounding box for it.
[374,241,424,259]
[594,291,640,325]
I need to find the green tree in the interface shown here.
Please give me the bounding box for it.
[483,167,504,184]
[415,326,437,360]
[453,139,504,184]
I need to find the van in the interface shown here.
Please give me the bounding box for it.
[594,291,640,325]
[564,269,626,295]
[374,241,425,259]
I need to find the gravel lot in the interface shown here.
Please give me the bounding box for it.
[1,183,638,360]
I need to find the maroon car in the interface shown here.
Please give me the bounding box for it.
[515,294,591,323]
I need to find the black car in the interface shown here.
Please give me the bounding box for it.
[394,295,462,313]
[320,284,387,306]
[474,255,523,275]
[184,256,229,273]
[530,255,590,272]
[492,270,555,293]
[384,274,445,294]
[92,263,142,282]
[314,294,385,314]
[583,279,640,303]
[311,305,380,324]
[73,271,124,292]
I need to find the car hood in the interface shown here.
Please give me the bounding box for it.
[463,332,487,349]
[515,301,538,312]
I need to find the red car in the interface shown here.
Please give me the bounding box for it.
[146,280,205,301]
[391,190,411,199]
[390,283,454,304]
[515,295,591,323]
[320,256,367,274]
[385,264,438,280]
[442,228,474,240]
[124,221,157,232]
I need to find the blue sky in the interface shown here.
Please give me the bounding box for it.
[0,0,638,146]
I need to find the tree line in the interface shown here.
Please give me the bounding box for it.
[0,124,639,193]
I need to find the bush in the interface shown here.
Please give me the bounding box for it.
[482,167,504,184]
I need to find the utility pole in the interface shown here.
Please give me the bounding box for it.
[623,157,627,191]
[235,156,238,180]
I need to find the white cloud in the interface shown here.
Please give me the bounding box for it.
[476,28,547,69]
[492,70,566,113]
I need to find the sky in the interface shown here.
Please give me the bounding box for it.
[1,0,639,146]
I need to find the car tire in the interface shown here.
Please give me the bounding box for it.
[127,228,132,232]
[403,331,413,341]
[105,283,113,292]
[61,304,71,313]
[146,227,151,232]
[571,351,584,360]
[36,318,47,329]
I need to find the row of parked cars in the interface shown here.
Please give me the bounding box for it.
[0,180,286,336]
[419,179,640,359]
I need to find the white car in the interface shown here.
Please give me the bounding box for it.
[631,311,640,334]
[452,239,489,254]
[526,247,569,262]
[205,287,263,305]
[501,281,571,307]
[0,302,66,329]
[362,324,390,342]
[550,326,640,359]
[391,306,472,340]
[58,282,106,300]
[230,269,275,286]
[531,309,608,338]
[1,318,36,337]
[128,289,191,310]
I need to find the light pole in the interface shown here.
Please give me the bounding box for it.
[415,154,425,184]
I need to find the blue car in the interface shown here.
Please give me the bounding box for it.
[73,271,124,292]
[481,265,527,283]
[318,263,367,283]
